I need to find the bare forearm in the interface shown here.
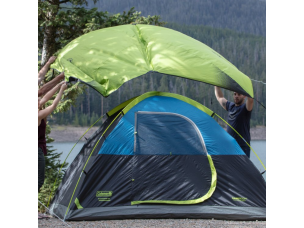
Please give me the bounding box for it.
[40,84,61,105]
[39,86,66,120]
[214,86,224,99]
[38,73,64,97]
[246,97,254,111]
[214,86,227,110]
[38,56,57,86]
[38,62,51,86]
[51,89,64,108]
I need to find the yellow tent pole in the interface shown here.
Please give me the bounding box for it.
[46,114,105,207]
[214,113,266,171]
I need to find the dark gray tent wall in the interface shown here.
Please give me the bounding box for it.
[49,112,123,219]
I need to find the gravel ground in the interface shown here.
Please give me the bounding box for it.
[39,217,266,228]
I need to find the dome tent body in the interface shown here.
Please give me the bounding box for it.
[49,92,266,221]
[51,24,254,98]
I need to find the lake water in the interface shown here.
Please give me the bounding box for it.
[50,140,266,180]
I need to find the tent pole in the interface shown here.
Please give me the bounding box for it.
[64,112,123,219]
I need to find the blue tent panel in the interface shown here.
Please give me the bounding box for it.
[99,96,245,156]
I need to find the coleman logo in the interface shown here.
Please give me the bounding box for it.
[232,197,247,201]
[96,191,112,197]
[96,191,112,201]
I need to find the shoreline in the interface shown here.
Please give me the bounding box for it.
[49,125,266,142]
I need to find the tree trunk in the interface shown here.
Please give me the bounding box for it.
[141,76,145,94]
[69,106,73,119]
[168,78,175,93]
[181,79,185,96]
[41,0,59,67]
[129,80,134,98]
[87,88,90,116]
[256,84,259,116]
[150,73,154,91]
[118,88,121,104]
[101,97,104,117]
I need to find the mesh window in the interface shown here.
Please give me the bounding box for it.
[134,112,207,155]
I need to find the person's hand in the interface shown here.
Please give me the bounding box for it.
[57,72,65,80]
[60,82,68,91]
[47,56,57,64]
[56,81,65,88]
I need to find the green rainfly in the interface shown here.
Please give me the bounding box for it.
[51,24,254,98]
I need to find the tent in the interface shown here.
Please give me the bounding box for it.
[51,24,254,98]
[49,91,266,221]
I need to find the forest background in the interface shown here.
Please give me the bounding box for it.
[38,0,266,211]
[46,0,266,128]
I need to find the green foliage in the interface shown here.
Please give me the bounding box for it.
[38,1,165,55]
[73,112,79,126]
[83,7,165,34]
[90,112,100,125]
[38,124,68,213]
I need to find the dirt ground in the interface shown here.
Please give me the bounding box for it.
[49,125,266,142]
[38,217,266,228]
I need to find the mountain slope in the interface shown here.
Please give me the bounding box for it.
[88,0,266,36]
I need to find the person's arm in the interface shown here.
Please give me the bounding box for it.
[38,83,67,121]
[214,86,228,110]
[38,72,65,97]
[38,56,56,86]
[39,81,65,107]
[246,97,254,111]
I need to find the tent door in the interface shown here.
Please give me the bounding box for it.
[131,111,215,205]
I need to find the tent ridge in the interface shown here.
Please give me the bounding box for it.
[134,25,154,71]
